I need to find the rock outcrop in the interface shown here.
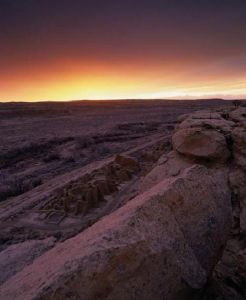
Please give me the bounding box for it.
[140,106,246,300]
[229,107,246,124]
[0,165,231,300]
[232,127,246,170]
[166,107,246,299]
[2,106,246,300]
[176,111,235,133]
[172,128,230,162]
[139,151,192,192]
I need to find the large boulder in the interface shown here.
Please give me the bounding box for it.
[172,128,230,162]
[0,165,231,300]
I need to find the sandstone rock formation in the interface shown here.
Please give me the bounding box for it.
[176,110,235,133]
[168,107,246,299]
[229,107,246,123]
[139,106,246,299]
[0,165,231,300]
[172,128,230,162]
[232,127,246,170]
[2,106,246,300]
[139,151,192,192]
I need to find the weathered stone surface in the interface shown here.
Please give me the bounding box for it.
[229,168,246,233]
[3,106,246,300]
[173,107,246,300]
[229,107,246,123]
[232,127,246,153]
[0,238,55,285]
[176,110,235,134]
[172,128,230,161]
[177,117,234,133]
[232,127,246,170]
[115,154,139,170]
[140,151,192,192]
[0,165,231,300]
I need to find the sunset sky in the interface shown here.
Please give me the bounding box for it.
[1,0,246,101]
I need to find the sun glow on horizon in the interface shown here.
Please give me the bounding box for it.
[1,60,246,102]
[2,77,246,102]
[2,1,246,102]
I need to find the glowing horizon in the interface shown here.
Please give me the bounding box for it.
[1,1,246,102]
[1,66,246,102]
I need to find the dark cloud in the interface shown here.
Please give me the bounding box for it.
[1,0,246,65]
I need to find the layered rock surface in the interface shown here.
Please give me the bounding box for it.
[0,165,231,300]
[171,107,246,299]
[2,106,246,299]
[172,128,230,161]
